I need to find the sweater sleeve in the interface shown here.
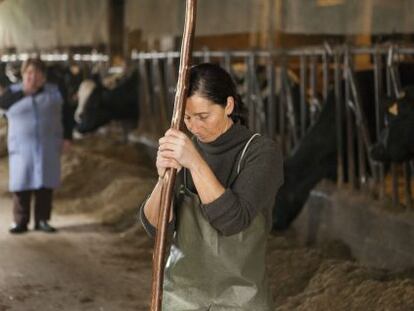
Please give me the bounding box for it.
[139,196,157,238]
[0,88,24,110]
[139,197,177,239]
[201,139,284,236]
[138,172,184,238]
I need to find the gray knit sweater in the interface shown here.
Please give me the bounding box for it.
[140,123,284,236]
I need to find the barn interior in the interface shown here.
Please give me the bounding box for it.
[0,0,414,310]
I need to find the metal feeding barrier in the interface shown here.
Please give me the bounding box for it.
[0,51,110,83]
[0,52,109,63]
[1,45,411,209]
[131,44,414,210]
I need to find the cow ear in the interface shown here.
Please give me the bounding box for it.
[388,102,398,116]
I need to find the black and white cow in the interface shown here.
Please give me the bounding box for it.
[273,86,350,231]
[0,64,12,96]
[370,86,414,163]
[273,69,389,231]
[46,64,83,139]
[75,70,139,133]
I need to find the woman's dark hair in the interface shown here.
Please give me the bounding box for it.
[21,58,46,75]
[188,63,246,125]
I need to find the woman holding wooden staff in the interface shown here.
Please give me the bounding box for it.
[140,63,284,310]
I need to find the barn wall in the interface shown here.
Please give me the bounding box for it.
[2,1,412,55]
[108,0,126,62]
[0,0,109,51]
[125,0,414,52]
[125,0,264,38]
[125,0,414,39]
[284,0,414,35]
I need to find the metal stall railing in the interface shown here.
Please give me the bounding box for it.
[131,48,331,154]
[0,52,110,82]
[131,45,414,210]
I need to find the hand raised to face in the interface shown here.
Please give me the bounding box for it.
[157,128,201,173]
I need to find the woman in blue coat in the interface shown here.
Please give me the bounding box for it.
[0,58,71,234]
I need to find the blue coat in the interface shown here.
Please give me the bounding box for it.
[6,83,63,192]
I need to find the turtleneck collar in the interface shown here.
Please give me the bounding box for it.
[195,123,252,155]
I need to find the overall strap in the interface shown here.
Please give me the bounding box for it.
[237,133,261,175]
[184,167,188,189]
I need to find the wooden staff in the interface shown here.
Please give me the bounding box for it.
[150,1,197,310]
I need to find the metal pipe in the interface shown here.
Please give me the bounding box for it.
[152,58,169,131]
[385,48,401,209]
[251,63,266,134]
[309,55,318,127]
[282,65,298,147]
[346,66,375,172]
[130,46,414,62]
[278,63,286,155]
[334,50,344,187]
[202,47,211,63]
[247,53,256,131]
[222,52,232,73]
[299,55,307,138]
[138,58,157,136]
[373,49,385,199]
[322,51,329,103]
[344,48,356,189]
[266,56,276,139]
[165,54,178,118]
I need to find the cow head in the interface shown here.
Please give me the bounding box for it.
[75,79,111,133]
[370,88,414,163]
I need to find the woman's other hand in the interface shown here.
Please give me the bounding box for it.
[156,130,184,177]
[158,128,201,172]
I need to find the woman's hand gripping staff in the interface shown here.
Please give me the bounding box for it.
[158,128,225,205]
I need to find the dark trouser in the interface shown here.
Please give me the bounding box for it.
[12,188,53,226]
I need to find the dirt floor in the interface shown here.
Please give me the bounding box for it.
[0,134,413,311]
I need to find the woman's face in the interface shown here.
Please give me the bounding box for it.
[22,65,45,91]
[184,94,234,143]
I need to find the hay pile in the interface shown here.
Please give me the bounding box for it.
[55,136,157,229]
[266,232,414,310]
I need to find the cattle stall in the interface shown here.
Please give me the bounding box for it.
[0,52,110,79]
[131,44,414,211]
[0,51,114,134]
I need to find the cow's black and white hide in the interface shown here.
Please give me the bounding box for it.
[4,62,21,83]
[272,63,414,231]
[0,64,11,96]
[75,70,139,134]
[47,64,83,105]
[272,70,380,231]
[370,86,414,163]
[45,64,83,139]
[273,87,343,231]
